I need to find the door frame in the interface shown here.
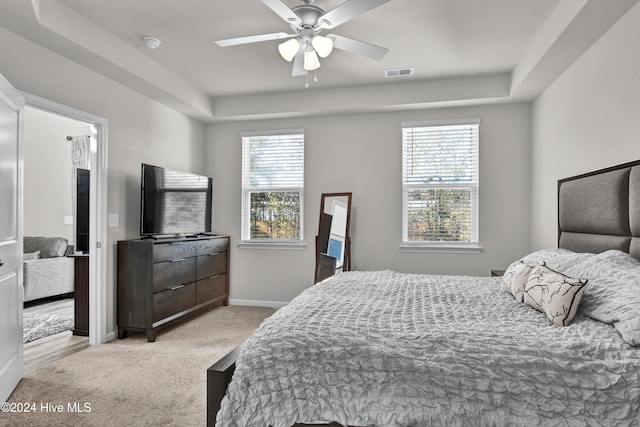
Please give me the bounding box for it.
[0,73,24,402]
[22,92,108,346]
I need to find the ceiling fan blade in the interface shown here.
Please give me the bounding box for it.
[328,34,389,61]
[318,0,390,30]
[260,0,302,28]
[291,49,307,76]
[215,32,295,47]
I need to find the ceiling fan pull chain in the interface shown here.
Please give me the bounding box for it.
[305,73,309,88]
[314,71,318,83]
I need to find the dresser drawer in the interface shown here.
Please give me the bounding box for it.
[152,241,197,263]
[197,238,228,256]
[196,252,227,280]
[152,282,196,323]
[153,257,196,293]
[196,274,227,305]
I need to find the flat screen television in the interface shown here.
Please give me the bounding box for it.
[140,163,213,237]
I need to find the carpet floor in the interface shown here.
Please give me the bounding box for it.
[6,305,276,427]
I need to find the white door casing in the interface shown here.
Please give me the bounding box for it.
[22,92,109,346]
[0,73,24,403]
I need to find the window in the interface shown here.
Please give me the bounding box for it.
[401,119,480,251]
[241,130,304,245]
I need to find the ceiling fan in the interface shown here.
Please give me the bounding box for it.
[214,0,390,78]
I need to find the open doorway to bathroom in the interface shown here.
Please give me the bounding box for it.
[21,106,92,372]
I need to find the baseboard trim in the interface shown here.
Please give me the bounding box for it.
[228,298,289,309]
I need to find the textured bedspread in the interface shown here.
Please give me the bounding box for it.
[217,271,640,426]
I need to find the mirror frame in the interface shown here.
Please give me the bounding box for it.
[314,192,352,284]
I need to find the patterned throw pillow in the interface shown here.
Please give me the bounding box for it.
[501,260,535,302]
[523,264,588,327]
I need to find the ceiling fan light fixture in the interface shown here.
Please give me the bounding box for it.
[311,35,333,58]
[214,0,391,80]
[304,48,321,71]
[278,38,301,62]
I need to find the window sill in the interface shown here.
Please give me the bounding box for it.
[237,240,307,250]
[399,243,483,254]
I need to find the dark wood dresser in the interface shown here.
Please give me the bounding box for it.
[117,235,229,342]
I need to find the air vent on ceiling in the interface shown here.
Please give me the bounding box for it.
[385,68,414,78]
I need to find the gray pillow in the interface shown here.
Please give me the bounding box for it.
[520,248,594,273]
[564,250,640,345]
[23,236,68,258]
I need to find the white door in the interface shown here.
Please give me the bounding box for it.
[0,73,24,402]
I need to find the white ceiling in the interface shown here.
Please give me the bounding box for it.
[0,0,637,121]
[57,0,558,96]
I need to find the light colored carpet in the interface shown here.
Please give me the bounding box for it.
[23,312,74,343]
[7,305,276,427]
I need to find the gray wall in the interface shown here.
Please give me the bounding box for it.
[0,27,206,336]
[531,2,640,249]
[207,104,532,304]
[11,0,639,320]
[23,106,92,244]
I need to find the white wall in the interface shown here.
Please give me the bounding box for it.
[207,104,532,303]
[0,27,206,337]
[531,2,640,250]
[23,106,92,244]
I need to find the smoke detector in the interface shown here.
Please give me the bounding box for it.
[143,37,162,49]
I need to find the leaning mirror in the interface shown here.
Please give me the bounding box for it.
[315,192,352,284]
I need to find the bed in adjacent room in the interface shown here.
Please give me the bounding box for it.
[209,160,640,427]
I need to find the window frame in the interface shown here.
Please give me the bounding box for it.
[400,118,482,253]
[239,129,306,250]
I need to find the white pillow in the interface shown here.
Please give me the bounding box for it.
[523,264,588,327]
[501,260,536,302]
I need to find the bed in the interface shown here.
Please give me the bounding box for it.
[208,160,640,426]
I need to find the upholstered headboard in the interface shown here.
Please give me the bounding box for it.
[558,160,640,260]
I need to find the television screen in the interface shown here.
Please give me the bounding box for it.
[141,163,213,236]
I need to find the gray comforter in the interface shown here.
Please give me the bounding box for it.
[217,270,640,426]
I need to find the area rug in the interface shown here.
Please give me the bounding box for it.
[23,312,74,343]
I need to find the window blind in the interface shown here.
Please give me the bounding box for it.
[241,131,304,241]
[402,121,479,243]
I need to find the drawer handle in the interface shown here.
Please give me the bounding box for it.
[169,258,186,263]
[169,285,185,291]
[208,275,220,280]
[208,252,220,256]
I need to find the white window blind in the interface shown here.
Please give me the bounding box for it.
[402,120,479,245]
[241,130,304,242]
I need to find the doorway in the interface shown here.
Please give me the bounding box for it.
[22,107,93,370]
[22,92,108,350]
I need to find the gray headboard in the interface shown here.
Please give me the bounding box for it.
[558,160,640,260]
